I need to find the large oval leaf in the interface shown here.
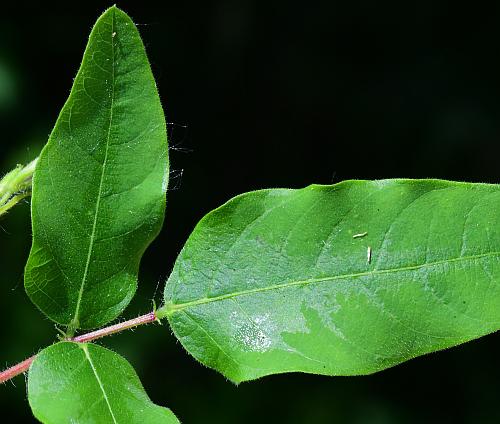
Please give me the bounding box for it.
[28,342,179,424]
[160,180,500,383]
[25,6,168,330]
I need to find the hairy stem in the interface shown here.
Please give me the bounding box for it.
[0,356,35,384]
[0,311,157,384]
[71,311,156,343]
[0,158,38,217]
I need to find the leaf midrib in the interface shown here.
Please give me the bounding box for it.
[71,10,116,330]
[164,250,500,314]
[81,344,118,424]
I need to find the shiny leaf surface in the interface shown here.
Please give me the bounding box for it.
[25,6,168,330]
[161,180,500,382]
[28,342,178,424]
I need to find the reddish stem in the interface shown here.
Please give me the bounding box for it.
[0,356,35,384]
[0,311,156,384]
[71,311,156,343]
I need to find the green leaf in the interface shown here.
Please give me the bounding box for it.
[24,6,168,330]
[28,342,179,424]
[160,180,500,383]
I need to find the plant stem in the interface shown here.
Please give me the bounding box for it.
[0,311,157,384]
[0,356,35,384]
[71,311,156,343]
[0,158,38,217]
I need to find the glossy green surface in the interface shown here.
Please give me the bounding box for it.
[28,342,178,424]
[24,6,168,330]
[162,180,500,383]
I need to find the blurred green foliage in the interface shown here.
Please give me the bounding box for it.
[0,62,18,111]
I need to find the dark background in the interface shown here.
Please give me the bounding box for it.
[1,1,500,422]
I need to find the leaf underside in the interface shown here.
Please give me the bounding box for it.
[24,6,168,330]
[163,180,500,383]
[28,342,179,424]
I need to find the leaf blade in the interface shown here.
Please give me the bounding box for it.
[25,6,168,329]
[28,342,179,424]
[162,180,500,382]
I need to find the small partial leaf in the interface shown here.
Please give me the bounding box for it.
[25,6,168,330]
[28,342,179,424]
[162,180,500,383]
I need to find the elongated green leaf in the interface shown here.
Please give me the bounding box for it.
[25,6,168,330]
[160,180,500,383]
[28,342,179,424]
